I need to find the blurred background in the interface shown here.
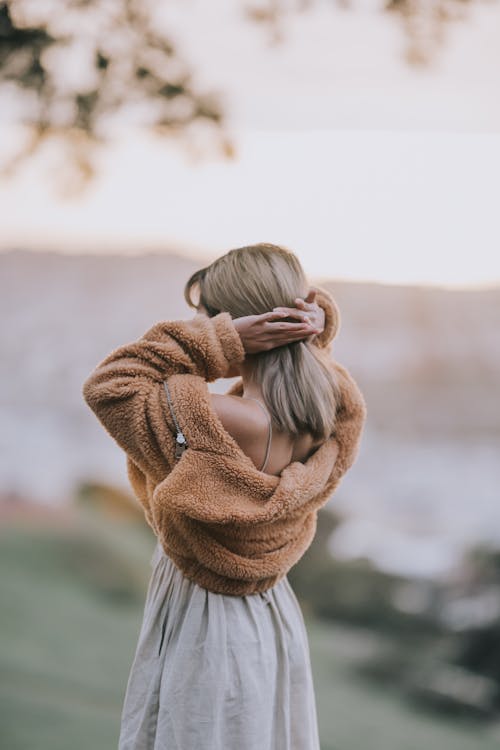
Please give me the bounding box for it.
[1,1,500,748]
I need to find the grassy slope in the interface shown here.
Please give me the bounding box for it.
[1,515,499,750]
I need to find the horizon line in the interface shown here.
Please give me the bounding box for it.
[2,246,499,293]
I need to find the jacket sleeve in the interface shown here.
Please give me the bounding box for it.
[327,359,367,490]
[82,288,340,483]
[309,286,341,352]
[82,312,246,482]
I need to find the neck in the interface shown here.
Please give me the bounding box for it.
[238,357,263,400]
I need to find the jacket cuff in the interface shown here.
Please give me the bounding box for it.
[310,286,341,349]
[211,311,246,373]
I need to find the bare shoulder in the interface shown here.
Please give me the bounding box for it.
[209,392,331,471]
[209,393,263,444]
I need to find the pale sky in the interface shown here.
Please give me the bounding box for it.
[1,0,499,287]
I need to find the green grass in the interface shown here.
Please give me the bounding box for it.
[1,510,500,750]
[0,513,154,750]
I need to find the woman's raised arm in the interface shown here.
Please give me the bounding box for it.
[82,312,247,481]
[82,286,339,482]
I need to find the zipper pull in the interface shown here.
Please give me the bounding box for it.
[164,381,188,460]
[175,432,187,459]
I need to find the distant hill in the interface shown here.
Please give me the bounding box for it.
[2,249,500,577]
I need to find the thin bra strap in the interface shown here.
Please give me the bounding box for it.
[245,397,273,472]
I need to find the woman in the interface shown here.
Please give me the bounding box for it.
[82,242,367,750]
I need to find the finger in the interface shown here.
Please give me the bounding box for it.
[266,320,316,331]
[279,323,321,334]
[292,297,316,312]
[267,322,319,337]
[304,289,317,304]
[269,307,312,322]
[264,309,299,320]
[273,329,320,342]
[266,322,321,338]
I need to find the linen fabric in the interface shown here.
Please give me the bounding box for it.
[118,540,321,750]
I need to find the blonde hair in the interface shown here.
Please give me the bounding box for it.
[184,243,341,441]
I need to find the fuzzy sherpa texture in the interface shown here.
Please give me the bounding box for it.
[82,286,367,596]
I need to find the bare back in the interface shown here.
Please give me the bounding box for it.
[210,393,324,476]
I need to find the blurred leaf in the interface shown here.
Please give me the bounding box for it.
[0,0,490,188]
[0,0,228,190]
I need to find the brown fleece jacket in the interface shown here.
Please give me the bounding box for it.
[82,287,367,596]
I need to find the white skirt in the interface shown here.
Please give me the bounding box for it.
[118,540,321,750]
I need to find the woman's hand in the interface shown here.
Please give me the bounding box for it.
[273,288,326,340]
[232,289,325,354]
